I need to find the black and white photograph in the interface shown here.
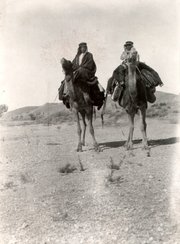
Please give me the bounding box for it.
[0,0,180,243]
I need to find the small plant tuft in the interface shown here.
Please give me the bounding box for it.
[106,169,124,183]
[78,155,86,171]
[58,163,77,174]
[20,173,31,184]
[106,156,125,184]
[106,168,114,182]
[3,181,15,189]
[109,156,120,170]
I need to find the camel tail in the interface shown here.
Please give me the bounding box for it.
[101,93,108,128]
[93,106,96,120]
[101,113,104,128]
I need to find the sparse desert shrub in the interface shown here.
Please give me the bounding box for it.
[151,102,167,109]
[159,102,167,106]
[151,103,159,108]
[3,181,15,189]
[0,104,8,117]
[169,118,179,124]
[106,168,115,182]
[106,156,125,183]
[29,113,36,120]
[158,108,168,117]
[108,156,120,170]
[106,169,123,183]
[147,106,168,118]
[119,154,126,167]
[58,163,77,174]
[146,108,159,118]
[20,173,31,184]
[42,111,74,125]
[78,155,86,171]
[173,110,179,113]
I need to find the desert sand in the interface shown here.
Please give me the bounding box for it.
[0,115,180,244]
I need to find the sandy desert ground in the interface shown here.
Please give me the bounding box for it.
[0,116,180,244]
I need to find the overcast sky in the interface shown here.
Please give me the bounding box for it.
[0,0,179,110]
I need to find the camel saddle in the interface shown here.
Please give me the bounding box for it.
[58,78,105,110]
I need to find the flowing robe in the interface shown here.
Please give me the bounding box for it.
[72,52,96,82]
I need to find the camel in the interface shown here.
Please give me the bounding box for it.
[103,53,149,151]
[60,58,100,152]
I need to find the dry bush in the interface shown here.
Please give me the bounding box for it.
[106,169,123,183]
[147,105,168,118]
[106,156,125,183]
[147,102,171,118]
[3,181,16,189]
[29,113,36,120]
[20,173,32,184]
[159,102,167,106]
[58,163,77,174]
[173,110,179,114]
[109,156,120,170]
[78,155,86,171]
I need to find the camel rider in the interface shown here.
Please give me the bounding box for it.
[72,42,104,109]
[72,42,97,83]
[59,42,104,109]
[111,41,163,103]
[120,41,140,64]
[112,41,139,101]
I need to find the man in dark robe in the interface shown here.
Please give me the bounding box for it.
[72,42,97,83]
[59,42,104,109]
[72,42,104,109]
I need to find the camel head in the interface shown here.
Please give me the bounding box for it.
[128,51,138,65]
[61,58,73,75]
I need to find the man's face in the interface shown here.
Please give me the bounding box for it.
[126,45,132,51]
[80,46,87,53]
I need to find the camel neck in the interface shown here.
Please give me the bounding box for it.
[65,70,73,76]
[128,63,137,102]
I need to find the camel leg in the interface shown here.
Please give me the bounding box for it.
[86,108,100,152]
[139,106,149,150]
[75,111,82,152]
[126,113,135,150]
[80,111,86,146]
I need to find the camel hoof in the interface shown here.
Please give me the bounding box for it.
[142,145,149,150]
[81,141,85,146]
[77,144,83,152]
[125,143,133,151]
[142,145,150,157]
[124,142,127,148]
[94,144,101,152]
[77,148,83,152]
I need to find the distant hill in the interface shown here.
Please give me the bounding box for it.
[155,91,180,103]
[1,91,179,125]
[30,103,65,115]
[1,102,73,124]
[1,106,38,120]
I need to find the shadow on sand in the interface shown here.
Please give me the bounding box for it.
[99,137,180,150]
